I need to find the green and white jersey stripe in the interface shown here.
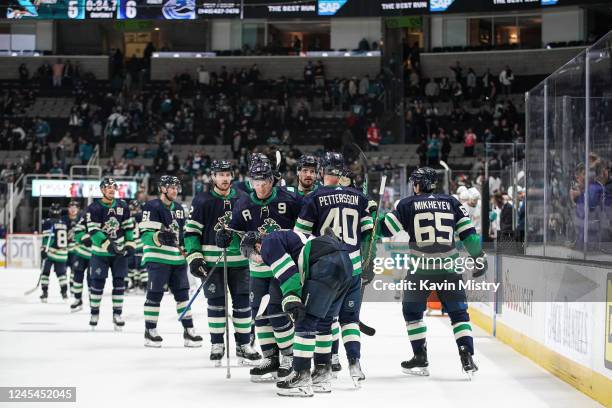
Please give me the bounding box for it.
[349,249,362,276]
[294,217,313,234]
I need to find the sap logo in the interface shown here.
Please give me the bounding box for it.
[541,0,558,5]
[318,0,346,16]
[430,0,454,12]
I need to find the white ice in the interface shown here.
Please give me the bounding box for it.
[0,268,602,408]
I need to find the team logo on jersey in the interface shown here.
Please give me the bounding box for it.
[208,283,216,294]
[104,217,120,239]
[258,218,281,234]
[214,211,233,232]
[169,220,180,241]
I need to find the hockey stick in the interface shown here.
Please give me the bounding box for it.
[357,176,386,337]
[223,247,231,379]
[24,226,54,295]
[177,253,224,321]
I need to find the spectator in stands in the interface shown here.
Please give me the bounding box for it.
[464,128,476,157]
[292,36,302,54]
[52,58,65,87]
[450,61,463,85]
[304,61,314,86]
[135,164,150,182]
[18,63,29,86]
[451,81,463,108]
[34,118,51,143]
[197,65,210,89]
[358,38,370,52]
[439,77,450,100]
[424,78,439,102]
[427,134,440,167]
[466,68,477,99]
[499,65,514,96]
[78,137,93,164]
[367,122,381,151]
[416,140,427,167]
[314,61,325,88]
[49,162,63,175]
[359,75,370,96]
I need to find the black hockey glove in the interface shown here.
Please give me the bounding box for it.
[361,259,375,286]
[125,245,135,257]
[282,294,306,322]
[107,240,126,256]
[157,230,178,247]
[188,257,210,280]
[367,200,378,215]
[215,228,233,249]
[40,247,47,261]
[81,234,92,247]
[471,252,488,278]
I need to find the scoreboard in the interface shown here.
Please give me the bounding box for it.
[3,0,605,19]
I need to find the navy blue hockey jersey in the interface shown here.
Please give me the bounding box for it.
[380,193,477,274]
[185,188,249,268]
[86,199,134,257]
[42,217,69,262]
[294,185,373,275]
[140,199,187,266]
[229,187,302,278]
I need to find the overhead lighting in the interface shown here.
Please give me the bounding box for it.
[154,27,160,31]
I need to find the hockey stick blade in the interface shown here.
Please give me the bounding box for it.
[359,321,376,336]
[256,294,270,319]
[177,253,224,321]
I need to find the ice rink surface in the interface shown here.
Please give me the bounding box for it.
[0,268,602,408]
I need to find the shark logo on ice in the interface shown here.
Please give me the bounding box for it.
[318,0,347,16]
[430,0,454,12]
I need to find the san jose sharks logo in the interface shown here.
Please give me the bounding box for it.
[169,220,180,241]
[258,218,281,234]
[103,217,120,239]
[214,211,232,232]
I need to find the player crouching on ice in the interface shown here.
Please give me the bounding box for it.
[240,229,354,397]
[140,175,203,348]
[379,167,486,378]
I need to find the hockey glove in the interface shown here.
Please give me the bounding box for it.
[106,240,126,256]
[156,230,178,247]
[40,247,47,261]
[188,257,210,280]
[367,200,378,215]
[471,252,488,278]
[215,228,233,249]
[282,294,306,322]
[125,245,135,257]
[81,234,92,247]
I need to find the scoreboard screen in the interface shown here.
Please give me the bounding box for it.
[2,0,605,19]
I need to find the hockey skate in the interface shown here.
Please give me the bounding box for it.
[331,354,342,379]
[183,328,203,348]
[278,354,293,379]
[348,358,365,388]
[236,343,261,366]
[210,343,225,367]
[113,314,125,331]
[61,291,69,301]
[401,345,429,376]
[89,314,99,331]
[311,364,332,393]
[250,355,280,382]
[459,345,478,380]
[145,328,163,347]
[277,369,314,397]
[70,299,83,312]
[40,290,48,303]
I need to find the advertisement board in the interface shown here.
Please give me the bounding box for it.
[31,179,138,199]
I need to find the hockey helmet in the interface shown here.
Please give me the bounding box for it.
[240,230,262,260]
[409,167,437,193]
[100,176,118,190]
[211,160,233,174]
[48,203,62,218]
[249,161,273,181]
[297,154,318,172]
[322,152,345,177]
[158,175,182,194]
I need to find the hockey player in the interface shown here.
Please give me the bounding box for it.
[185,160,260,364]
[216,160,302,381]
[233,152,271,194]
[240,229,354,397]
[127,200,145,292]
[293,152,374,385]
[140,175,203,348]
[86,177,135,330]
[66,201,91,312]
[285,154,320,197]
[379,167,486,377]
[40,203,69,302]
